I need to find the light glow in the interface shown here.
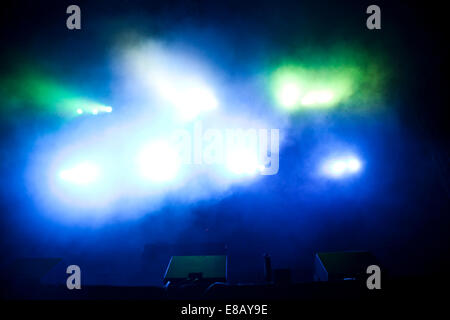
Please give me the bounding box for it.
[321,155,363,178]
[59,162,100,185]
[301,90,335,106]
[278,82,302,108]
[137,140,180,182]
[226,149,262,176]
[154,77,219,120]
[271,63,361,111]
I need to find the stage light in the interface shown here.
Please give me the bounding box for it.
[59,162,100,185]
[153,77,219,120]
[137,140,180,182]
[329,161,347,176]
[272,69,304,109]
[301,90,335,107]
[177,85,218,120]
[90,105,113,114]
[226,149,262,176]
[124,44,219,120]
[278,82,302,109]
[321,155,362,178]
[101,106,113,113]
[271,63,362,111]
[3,69,115,118]
[347,158,362,172]
[69,102,112,117]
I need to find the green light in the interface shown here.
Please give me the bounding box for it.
[73,104,113,116]
[61,98,109,117]
[279,83,301,108]
[269,46,389,112]
[272,65,358,110]
[301,90,335,107]
[272,67,305,110]
[0,67,110,118]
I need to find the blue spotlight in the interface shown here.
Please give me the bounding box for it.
[137,140,180,183]
[226,148,263,176]
[321,155,362,178]
[154,78,219,120]
[59,161,100,185]
[346,157,362,173]
[178,84,218,120]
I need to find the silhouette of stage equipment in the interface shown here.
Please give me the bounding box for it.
[314,251,378,281]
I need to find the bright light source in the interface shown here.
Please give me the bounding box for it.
[137,140,180,182]
[76,108,83,114]
[155,79,219,120]
[347,158,362,172]
[321,155,363,178]
[59,162,100,185]
[316,90,334,104]
[272,69,303,110]
[330,161,347,176]
[100,106,113,113]
[147,60,219,121]
[90,105,112,115]
[271,64,360,111]
[178,85,218,119]
[301,90,335,107]
[278,82,302,108]
[226,149,262,176]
